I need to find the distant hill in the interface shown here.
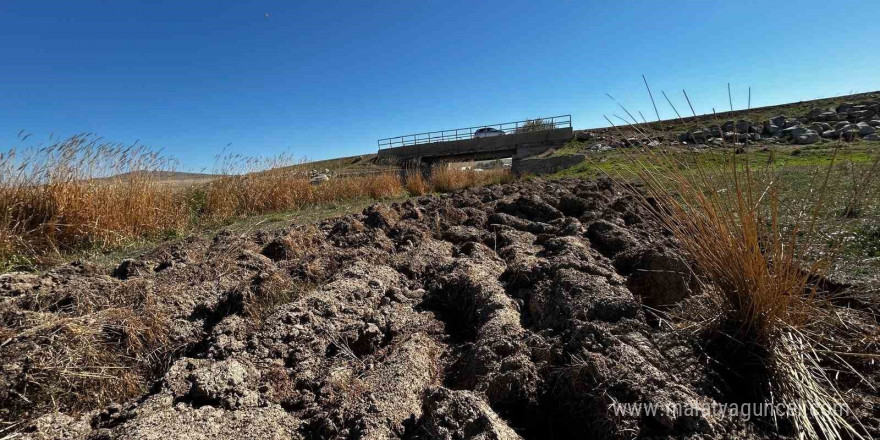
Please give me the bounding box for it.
[108,155,393,185]
[109,170,222,185]
[267,153,396,177]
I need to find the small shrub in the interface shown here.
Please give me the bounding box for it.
[516,118,556,133]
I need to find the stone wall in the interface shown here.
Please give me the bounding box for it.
[512,154,585,175]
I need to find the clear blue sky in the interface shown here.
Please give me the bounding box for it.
[2,0,878,171]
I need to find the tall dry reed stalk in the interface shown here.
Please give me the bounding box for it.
[203,170,406,220]
[404,169,431,196]
[1,135,516,265]
[0,135,188,263]
[430,164,513,192]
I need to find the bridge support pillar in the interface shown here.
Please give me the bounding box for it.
[511,156,524,176]
[419,158,433,179]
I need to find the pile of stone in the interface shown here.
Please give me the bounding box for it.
[576,130,660,151]
[308,168,332,184]
[679,99,880,146]
[801,101,880,141]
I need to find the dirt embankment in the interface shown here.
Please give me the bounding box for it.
[2,179,877,439]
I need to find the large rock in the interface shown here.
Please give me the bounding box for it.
[810,122,831,133]
[840,126,858,141]
[836,102,855,113]
[857,122,876,136]
[818,111,840,122]
[795,130,821,145]
[783,119,801,128]
[782,125,807,137]
[769,115,787,127]
[805,108,824,120]
[718,119,757,134]
[851,110,875,122]
[309,173,330,184]
[689,130,711,143]
[723,132,748,142]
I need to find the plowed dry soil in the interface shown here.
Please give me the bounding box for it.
[2,178,877,439]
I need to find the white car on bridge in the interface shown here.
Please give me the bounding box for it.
[473,127,504,138]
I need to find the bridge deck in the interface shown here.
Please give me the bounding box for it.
[377,127,573,162]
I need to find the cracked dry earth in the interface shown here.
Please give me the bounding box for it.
[2,179,877,439]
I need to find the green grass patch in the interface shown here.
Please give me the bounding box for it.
[550,142,880,285]
[552,143,879,179]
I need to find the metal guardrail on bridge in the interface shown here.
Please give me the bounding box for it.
[377,115,572,150]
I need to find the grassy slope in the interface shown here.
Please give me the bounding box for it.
[550,141,880,282]
[550,91,880,279]
[106,155,390,186]
[603,90,879,135]
[552,90,880,157]
[266,153,397,177]
[108,170,222,186]
[555,141,879,177]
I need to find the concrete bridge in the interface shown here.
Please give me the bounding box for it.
[376,116,573,172]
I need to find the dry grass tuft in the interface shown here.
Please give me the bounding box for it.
[203,171,311,219]
[1,279,172,420]
[430,165,513,192]
[351,172,407,200]
[617,145,875,440]
[199,163,406,221]
[429,166,471,193]
[631,153,817,340]
[404,170,431,196]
